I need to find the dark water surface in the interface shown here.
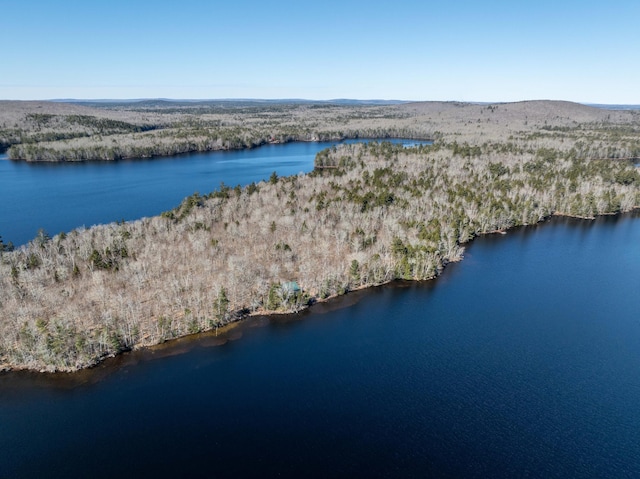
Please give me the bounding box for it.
[1,214,639,478]
[0,140,423,246]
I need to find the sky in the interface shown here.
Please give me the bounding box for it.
[1,0,639,103]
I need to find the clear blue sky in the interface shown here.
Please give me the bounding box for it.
[1,0,639,103]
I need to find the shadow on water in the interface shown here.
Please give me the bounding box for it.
[0,317,256,393]
[0,272,461,395]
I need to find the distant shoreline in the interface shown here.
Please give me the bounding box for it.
[8,136,433,163]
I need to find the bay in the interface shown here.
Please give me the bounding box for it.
[1,213,639,478]
[0,139,423,247]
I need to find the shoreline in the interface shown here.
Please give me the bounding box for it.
[7,135,433,163]
[3,209,638,376]
[2,119,639,374]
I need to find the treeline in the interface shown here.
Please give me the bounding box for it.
[2,114,161,156]
[7,99,640,163]
[2,100,442,162]
[0,130,24,151]
[1,140,638,372]
[7,124,430,162]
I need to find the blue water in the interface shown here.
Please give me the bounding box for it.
[1,214,639,478]
[0,139,422,246]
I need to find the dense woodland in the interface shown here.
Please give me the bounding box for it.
[0,100,639,372]
[1,101,425,161]
[4,100,639,163]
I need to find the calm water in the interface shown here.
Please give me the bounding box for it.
[1,214,639,478]
[0,139,423,246]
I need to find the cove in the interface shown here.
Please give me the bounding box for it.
[1,213,639,478]
[0,139,425,247]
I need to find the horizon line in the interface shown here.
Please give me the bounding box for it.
[2,98,640,108]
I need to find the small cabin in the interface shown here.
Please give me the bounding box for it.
[282,281,301,294]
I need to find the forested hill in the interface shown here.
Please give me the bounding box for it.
[1,100,427,160]
[3,99,639,161]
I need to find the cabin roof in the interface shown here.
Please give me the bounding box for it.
[282,281,301,292]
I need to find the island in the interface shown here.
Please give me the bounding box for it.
[0,100,639,372]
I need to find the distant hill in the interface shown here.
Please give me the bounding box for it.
[51,98,409,108]
[587,104,640,111]
[48,99,640,110]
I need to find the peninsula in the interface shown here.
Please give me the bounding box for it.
[0,100,638,372]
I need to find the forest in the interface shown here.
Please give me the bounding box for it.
[0,100,639,372]
[1,100,427,161]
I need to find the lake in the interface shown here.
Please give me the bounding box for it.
[0,139,424,247]
[1,213,639,478]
